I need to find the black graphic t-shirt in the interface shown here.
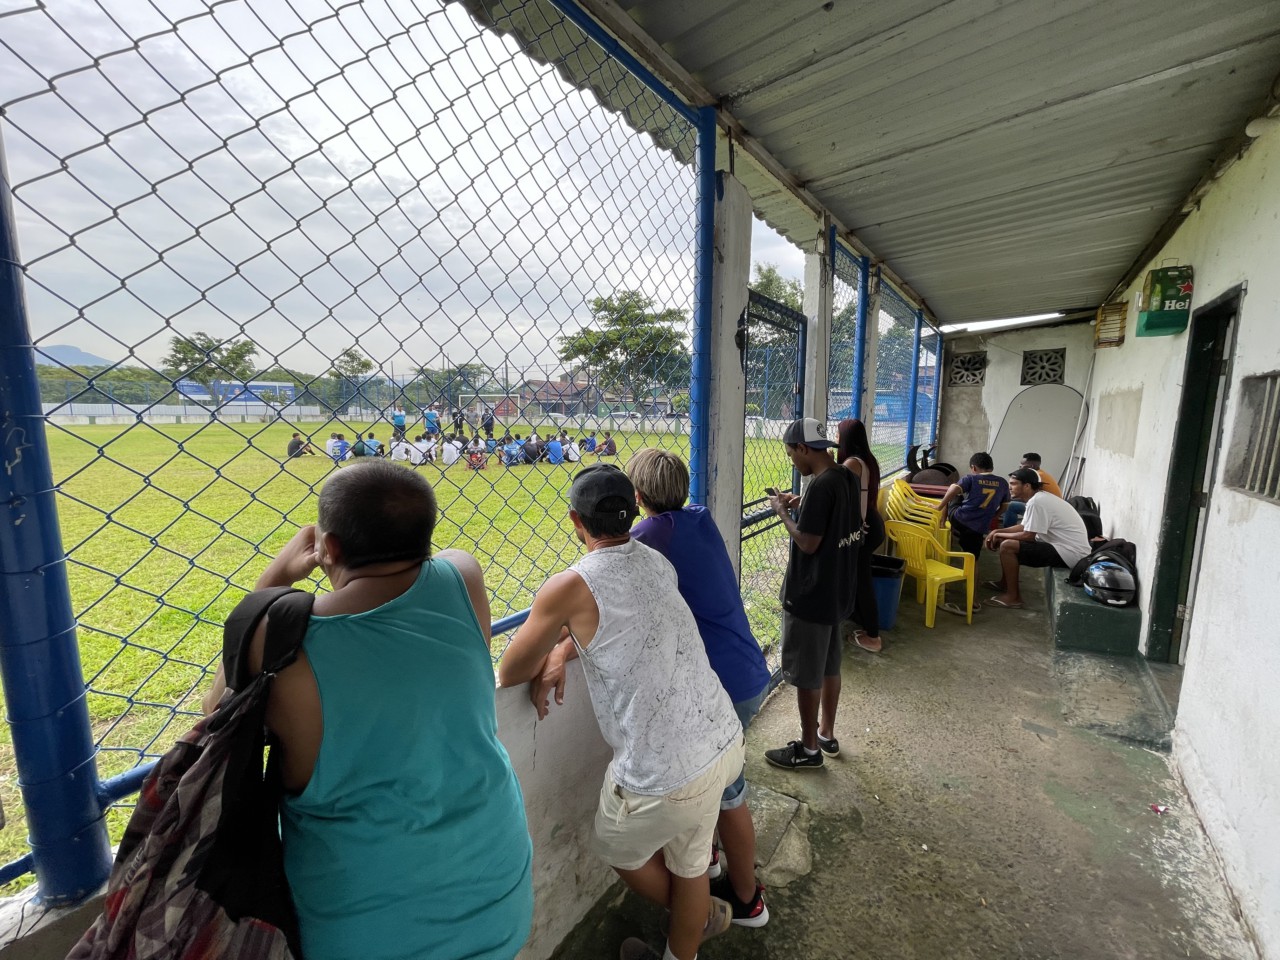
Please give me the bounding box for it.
[783,465,860,625]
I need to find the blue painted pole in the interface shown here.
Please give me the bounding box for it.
[0,133,112,902]
[904,308,924,465]
[762,346,771,419]
[851,256,869,420]
[688,105,716,506]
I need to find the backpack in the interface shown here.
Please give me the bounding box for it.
[69,587,314,960]
[1067,496,1103,541]
[1067,538,1138,586]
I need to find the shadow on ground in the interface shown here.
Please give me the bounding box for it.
[551,558,1256,960]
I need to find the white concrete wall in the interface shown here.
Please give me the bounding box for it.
[938,322,1095,474]
[497,663,614,960]
[1073,125,1280,957]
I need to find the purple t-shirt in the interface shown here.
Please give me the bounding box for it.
[631,506,771,704]
[950,473,1010,533]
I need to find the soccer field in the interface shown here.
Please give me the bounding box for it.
[0,417,796,885]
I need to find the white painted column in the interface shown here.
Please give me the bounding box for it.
[705,172,753,575]
[802,223,833,428]
[860,269,883,438]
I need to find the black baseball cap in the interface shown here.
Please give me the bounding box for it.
[782,417,837,448]
[570,464,638,520]
[1009,467,1041,486]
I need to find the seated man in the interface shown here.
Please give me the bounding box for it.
[500,465,743,960]
[935,451,1009,560]
[440,435,462,467]
[332,434,351,463]
[350,433,367,458]
[984,468,1091,608]
[324,433,339,458]
[564,436,581,462]
[287,432,316,458]
[625,448,771,927]
[202,462,532,959]
[412,434,433,465]
[595,431,617,457]
[361,432,385,458]
[582,431,598,454]
[389,436,415,462]
[545,436,565,464]
[502,434,522,466]
[1001,452,1062,526]
[522,436,543,464]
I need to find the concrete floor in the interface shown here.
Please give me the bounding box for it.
[552,562,1256,960]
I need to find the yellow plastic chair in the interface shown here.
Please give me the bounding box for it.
[886,482,951,540]
[884,519,975,627]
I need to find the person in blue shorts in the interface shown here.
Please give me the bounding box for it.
[391,404,407,440]
[623,448,772,929]
[424,406,441,436]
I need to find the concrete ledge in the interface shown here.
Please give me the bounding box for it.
[1044,569,1139,656]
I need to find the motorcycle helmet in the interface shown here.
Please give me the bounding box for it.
[1082,559,1136,606]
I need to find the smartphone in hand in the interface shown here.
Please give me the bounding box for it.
[764,486,778,496]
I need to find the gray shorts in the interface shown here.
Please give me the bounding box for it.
[780,612,842,689]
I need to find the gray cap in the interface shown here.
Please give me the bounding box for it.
[570,464,638,520]
[782,417,837,448]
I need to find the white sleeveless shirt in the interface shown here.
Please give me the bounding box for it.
[571,539,742,795]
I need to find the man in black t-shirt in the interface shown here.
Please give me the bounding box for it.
[764,418,860,771]
[286,432,315,459]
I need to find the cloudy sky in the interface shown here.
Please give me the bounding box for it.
[1,0,804,380]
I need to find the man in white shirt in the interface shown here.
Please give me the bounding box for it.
[983,468,1090,608]
[414,435,434,464]
[564,435,581,462]
[390,436,415,462]
[440,435,462,466]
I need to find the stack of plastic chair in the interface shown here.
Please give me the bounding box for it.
[884,519,975,627]
[885,478,951,542]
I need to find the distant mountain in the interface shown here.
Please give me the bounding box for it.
[35,345,112,367]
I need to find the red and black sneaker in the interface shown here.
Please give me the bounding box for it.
[711,876,770,928]
[707,843,724,880]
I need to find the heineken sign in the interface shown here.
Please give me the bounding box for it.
[1136,264,1194,337]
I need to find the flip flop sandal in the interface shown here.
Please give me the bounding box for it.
[854,635,882,653]
[940,601,978,616]
[986,597,1023,609]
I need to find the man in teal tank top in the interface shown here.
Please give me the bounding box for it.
[203,461,533,959]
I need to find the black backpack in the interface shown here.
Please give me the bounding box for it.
[1067,538,1138,586]
[70,587,313,960]
[1067,496,1103,541]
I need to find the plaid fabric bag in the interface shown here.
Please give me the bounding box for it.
[69,587,313,960]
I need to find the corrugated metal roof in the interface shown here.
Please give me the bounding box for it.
[465,0,1280,323]
[621,0,1280,321]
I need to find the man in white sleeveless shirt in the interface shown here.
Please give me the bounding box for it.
[500,465,745,960]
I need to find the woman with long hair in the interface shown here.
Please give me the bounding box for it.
[837,418,885,653]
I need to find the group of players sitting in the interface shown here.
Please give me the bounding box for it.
[299,427,619,470]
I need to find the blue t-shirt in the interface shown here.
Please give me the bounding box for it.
[393,411,406,429]
[951,473,1010,532]
[333,440,350,461]
[631,506,770,703]
[582,436,597,452]
[546,440,564,464]
[502,441,520,464]
[425,411,440,433]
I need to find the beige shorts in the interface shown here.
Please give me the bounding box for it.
[593,738,745,879]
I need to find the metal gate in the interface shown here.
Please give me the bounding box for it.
[738,289,806,667]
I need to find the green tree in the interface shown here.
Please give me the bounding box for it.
[162,332,257,406]
[413,363,495,409]
[558,291,689,402]
[330,346,373,381]
[751,262,804,312]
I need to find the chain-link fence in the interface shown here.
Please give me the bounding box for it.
[0,0,705,892]
[738,289,805,669]
[828,243,863,424]
[913,323,942,452]
[871,281,921,475]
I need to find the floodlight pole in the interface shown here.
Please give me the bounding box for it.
[0,130,112,901]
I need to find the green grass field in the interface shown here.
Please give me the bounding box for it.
[0,417,797,888]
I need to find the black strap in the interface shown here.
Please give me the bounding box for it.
[222,587,314,690]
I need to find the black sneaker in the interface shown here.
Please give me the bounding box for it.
[764,740,823,770]
[711,876,771,927]
[817,733,840,757]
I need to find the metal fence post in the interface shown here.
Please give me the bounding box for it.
[0,131,112,902]
[928,325,943,445]
[851,255,869,420]
[904,308,924,465]
[689,105,716,506]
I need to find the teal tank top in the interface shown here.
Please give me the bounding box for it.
[281,558,533,960]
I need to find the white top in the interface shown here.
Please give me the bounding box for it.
[570,539,741,795]
[1023,492,1091,569]
[324,438,337,456]
[414,439,433,462]
[440,440,462,465]
[390,440,414,462]
[565,442,580,462]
